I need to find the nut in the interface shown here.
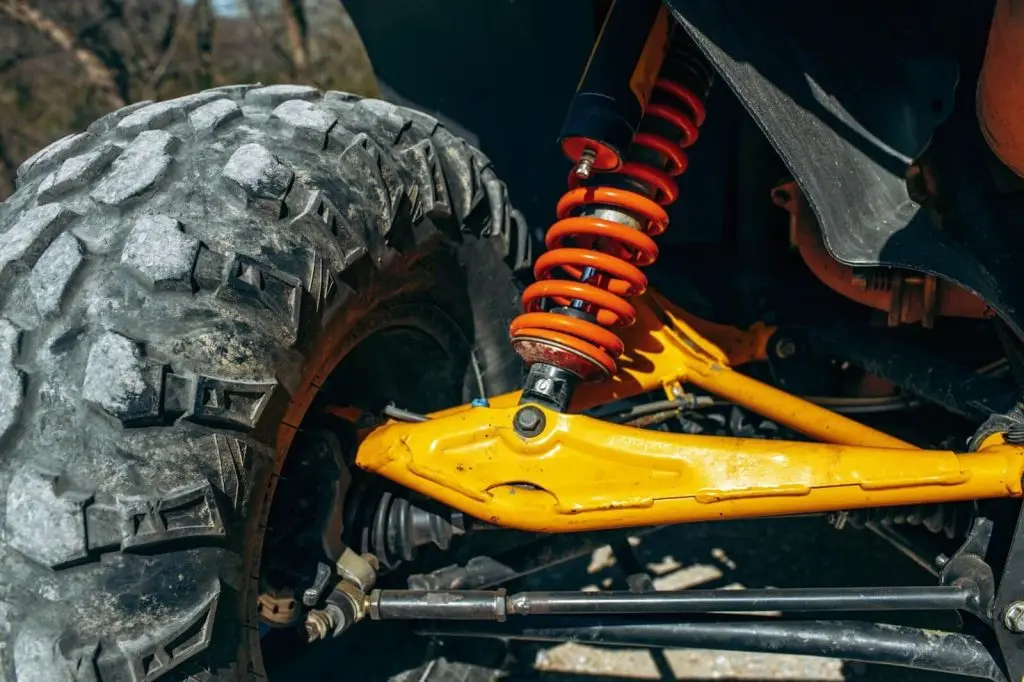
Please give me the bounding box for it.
[513,405,546,438]
[258,591,299,627]
[1005,602,1024,633]
[304,608,334,643]
[574,148,597,180]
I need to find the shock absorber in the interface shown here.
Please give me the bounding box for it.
[511,4,713,413]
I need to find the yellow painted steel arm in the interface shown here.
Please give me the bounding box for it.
[354,289,991,532]
[356,404,1024,533]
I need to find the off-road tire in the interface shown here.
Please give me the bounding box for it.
[0,85,525,681]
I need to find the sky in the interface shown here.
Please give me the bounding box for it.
[180,0,246,18]
[213,0,243,16]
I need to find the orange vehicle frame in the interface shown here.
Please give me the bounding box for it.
[354,290,1024,533]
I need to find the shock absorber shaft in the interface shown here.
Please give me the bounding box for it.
[512,23,713,413]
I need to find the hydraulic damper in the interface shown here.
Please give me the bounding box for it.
[511,0,713,413]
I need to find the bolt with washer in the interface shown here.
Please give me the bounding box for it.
[775,338,797,359]
[574,148,597,179]
[513,406,546,437]
[1005,601,1024,633]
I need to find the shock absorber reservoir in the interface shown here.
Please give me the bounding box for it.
[560,0,672,177]
[511,6,713,413]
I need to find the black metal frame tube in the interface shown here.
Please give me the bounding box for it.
[507,586,975,615]
[418,617,1005,681]
[372,585,976,620]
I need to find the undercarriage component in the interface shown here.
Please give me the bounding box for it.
[303,579,368,643]
[829,503,979,577]
[356,399,1024,532]
[418,618,1004,681]
[464,292,914,446]
[368,584,983,621]
[788,320,1018,421]
[979,0,1024,177]
[366,493,465,568]
[992,496,1024,678]
[665,1,1017,331]
[258,591,301,628]
[359,290,988,533]
[302,547,378,642]
[511,26,712,395]
[317,511,1003,681]
[408,526,661,591]
[353,291,1024,532]
[345,484,467,570]
[830,502,976,540]
[559,0,669,173]
[773,180,992,327]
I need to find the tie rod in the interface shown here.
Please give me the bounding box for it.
[366,584,981,622]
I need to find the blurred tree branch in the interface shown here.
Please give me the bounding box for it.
[98,0,151,87]
[0,0,125,108]
[147,3,192,97]
[195,0,216,89]
[241,0,295,72]
[0,131,16,198]
[279,0,309,82]
[0,50,32,75]
[93,0,185,100]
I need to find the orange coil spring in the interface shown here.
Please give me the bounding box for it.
[510,78,708,379]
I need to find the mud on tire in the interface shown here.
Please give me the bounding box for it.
[0,85,524,680]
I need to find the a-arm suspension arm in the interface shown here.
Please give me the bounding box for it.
[355,294,1023,533]
[356,400,1023,533]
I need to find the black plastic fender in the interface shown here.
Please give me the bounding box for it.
[665,0,1024,334]
[665,0,960,265]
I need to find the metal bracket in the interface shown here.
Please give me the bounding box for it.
[940,517,995,623]
[302,562,332,607]
[994,504,1024,680]
[417,617,1005,681]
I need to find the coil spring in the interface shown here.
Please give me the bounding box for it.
[510,75,709,379]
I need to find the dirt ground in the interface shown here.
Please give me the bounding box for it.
[265,516,980,681]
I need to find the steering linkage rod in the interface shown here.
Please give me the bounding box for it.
[366,584,982,622]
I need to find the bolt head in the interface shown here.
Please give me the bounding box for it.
[513,406,546,437]
[1005,602,1024,633]
[535,377,553,394]
[304,610,330,642]
[775,339,797,359]
[574,149,597,179]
